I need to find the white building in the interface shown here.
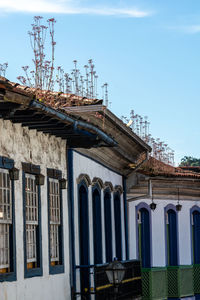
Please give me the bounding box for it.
[127,157,200,300]
[0,77,150,300]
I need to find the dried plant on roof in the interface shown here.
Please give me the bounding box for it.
[17,16,56,91]
[17,16,109,108]
[121,110,175,166]
[0,63,8,77]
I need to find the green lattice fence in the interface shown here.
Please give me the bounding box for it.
[193,264,200,294]
[167,265,194,298]
[142,267,167,300]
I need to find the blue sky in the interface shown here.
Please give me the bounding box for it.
[0,0,200,165]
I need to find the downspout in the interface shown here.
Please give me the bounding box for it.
[123,176,129,260]
[66,148,76,299]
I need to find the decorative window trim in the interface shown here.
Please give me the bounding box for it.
[103,182,114,192]
[114,185,123,194]
[92,177,104,189]
[135,202,152,267]
[0,156,16,282]
[47,168,64,275]
[164,204,179,266]
[22,163,43,278]
[76,174,91,187]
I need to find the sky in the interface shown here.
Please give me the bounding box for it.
[0,0,200,165]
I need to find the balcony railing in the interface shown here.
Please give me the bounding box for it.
[142,265,196,300]
[74,260,142,299]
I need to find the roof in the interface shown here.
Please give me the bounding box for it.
[140,156,200,179]
[0,76,102,107]
[0,77,116,148]
[0,76,151,175]
[180,166,200,173]
[127,157,200,201]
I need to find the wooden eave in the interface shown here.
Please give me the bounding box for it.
[127,174,200,201]
[0,81,117,149]
[63,105,151,175]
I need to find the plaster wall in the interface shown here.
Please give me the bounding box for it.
[128,197,199,267]
[0,120,71,300]
[72,150,125,290]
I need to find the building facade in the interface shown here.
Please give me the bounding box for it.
[127,159,200,300]
[0,77,150,300]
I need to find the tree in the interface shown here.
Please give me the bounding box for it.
[179,156,200,167]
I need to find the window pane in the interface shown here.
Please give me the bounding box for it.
[49,178,61,263]
[25,174,38,264]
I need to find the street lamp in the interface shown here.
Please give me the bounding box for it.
[9,167,19,180]
[106,259,125,299]
[150,187,157,211]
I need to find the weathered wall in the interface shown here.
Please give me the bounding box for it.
[72,150,125,292]
[0,119,71,300]
[128,198,196,267]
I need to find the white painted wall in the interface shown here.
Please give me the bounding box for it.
[72,150,125,289]
[128,197,198,267]
[0,120,71,300]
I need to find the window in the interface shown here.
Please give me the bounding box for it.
[104,190,112,263]
[92,186,102,265]
[191,207,200,264]
[23,163,42,278]
[114,192,122,261]
[0,157,16,282]
[78,182,90,296]
[0,169,12,271]
[47,169,64,274]
[165,207,178,266]
[137,208,151,268]
[25,174,38,266]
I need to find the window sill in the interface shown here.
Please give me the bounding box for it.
[24,267,43,278]
[0,271,16,282]
[49,264,64,275]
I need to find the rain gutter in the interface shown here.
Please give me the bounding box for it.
[29,100,117,147]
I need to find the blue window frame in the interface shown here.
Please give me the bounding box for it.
[22,163,43,278]
[78,181,90,297]
[165,205,178,266]
[114,191,122,261]
[0,156,16,282]
[104,189,113,263]
[47,168,64,274]
[140,208,151,267]
[136,203,152,268]
[92,184,102,265]
[191,206,200,264]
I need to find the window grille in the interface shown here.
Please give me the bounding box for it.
[25,174,38,263]
[0,169,12,271]
[49,178,60,262]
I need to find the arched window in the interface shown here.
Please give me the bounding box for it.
[114,192,122,261]
[104,189,112,262]
[136,204,151,268]
[92,186,102,264]
[191,207,200,264]
[78,182,90,297]
[165,206,178,266]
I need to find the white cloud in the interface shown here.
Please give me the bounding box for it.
[169,25,200,34]
[0,0,152,17]
[183,25,200,34]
